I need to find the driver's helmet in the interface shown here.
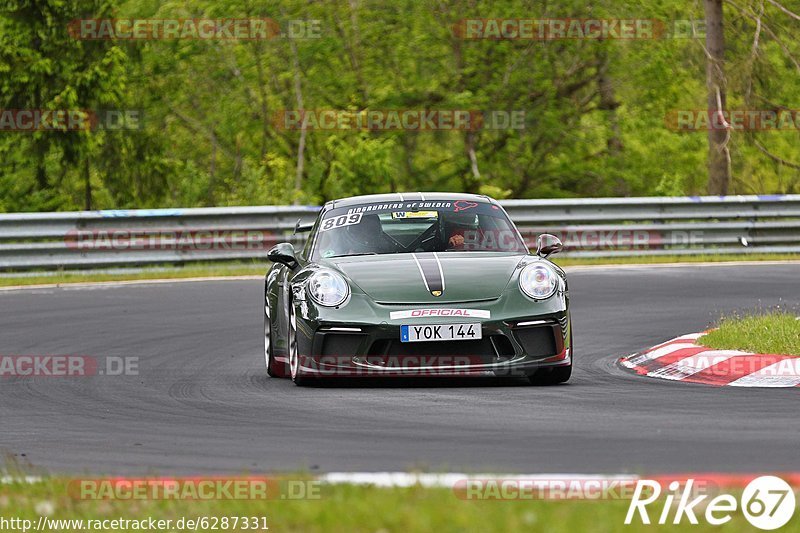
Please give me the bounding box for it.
[447,212,477,229]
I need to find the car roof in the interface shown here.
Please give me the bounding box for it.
[326,192,495,209]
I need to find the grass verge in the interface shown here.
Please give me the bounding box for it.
[700,312,800,356]
[0,253,797,288]
[0,477,783,533]
[0,263,266,288]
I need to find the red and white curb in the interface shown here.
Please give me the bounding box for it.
[619,333,800,387]
[7,472,799,491]
[319,472,800,489]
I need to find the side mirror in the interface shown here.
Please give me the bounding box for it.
[294,219,314,234]
[536,234,563,259]
[268,242,299,270]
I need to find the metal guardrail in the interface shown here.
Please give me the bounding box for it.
[0,195,798,270]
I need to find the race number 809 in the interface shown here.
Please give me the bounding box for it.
[320,213,362,231]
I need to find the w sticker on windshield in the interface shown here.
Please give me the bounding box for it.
[392,211,438,219]
[320,213,363,231]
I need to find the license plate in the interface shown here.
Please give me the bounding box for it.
[400,323,481,343]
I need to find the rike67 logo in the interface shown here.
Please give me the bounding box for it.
[626,476,795,530]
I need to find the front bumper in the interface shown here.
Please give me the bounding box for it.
[291,292,571,379]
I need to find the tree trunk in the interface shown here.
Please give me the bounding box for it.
[208,133,217,204]
[597,48,623,155]
[704,0,730,195]
[252,40,271,161]
[465,131,481,190]
[289,34,306,204]
[84,155,92,211]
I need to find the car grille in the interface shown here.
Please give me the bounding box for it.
[317,333,366,356]
[366,336,512,366]
[513,326,558,357]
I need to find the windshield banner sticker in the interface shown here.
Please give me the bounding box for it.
[346,202,452,214]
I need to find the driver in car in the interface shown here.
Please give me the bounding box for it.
[445,212,482,250]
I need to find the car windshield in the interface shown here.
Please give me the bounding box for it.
[311,200,528,259]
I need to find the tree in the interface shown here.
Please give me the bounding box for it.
[0,0,127,210]
[704,0,731,194]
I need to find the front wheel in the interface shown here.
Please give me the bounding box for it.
[527,364,571,385]
[288,300,312,386]
[528,327,573,385]
[265,301,283,378]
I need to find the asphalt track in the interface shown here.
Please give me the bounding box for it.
[1,263,798,476]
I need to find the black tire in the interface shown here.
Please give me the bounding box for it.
[288,300,311,386]
[265,301,280,378]
[527,364,571,385]
[264,284,287,378]
[528,326,573,385]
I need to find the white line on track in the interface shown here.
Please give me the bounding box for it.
[2,472,640,488]
[1,476,43,484]
[319,472,638,487]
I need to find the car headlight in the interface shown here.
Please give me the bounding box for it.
[307,270,349,307]
[519,263,559,300]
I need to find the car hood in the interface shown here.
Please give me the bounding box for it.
[323,252,527,303]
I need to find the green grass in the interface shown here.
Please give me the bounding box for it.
[0,262,266,288]
[0,253,797,288]
[0,476,789,533]
[700,312,800,356]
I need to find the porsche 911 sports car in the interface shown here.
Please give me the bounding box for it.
[264,192,572,386]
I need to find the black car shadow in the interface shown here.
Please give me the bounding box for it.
[293,376,569,388]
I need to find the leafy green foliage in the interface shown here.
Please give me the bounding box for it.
[1,0,799,211]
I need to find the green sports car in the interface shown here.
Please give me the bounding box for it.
[264,192,572,386]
